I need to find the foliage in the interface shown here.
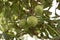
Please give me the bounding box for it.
[0,0,60,40]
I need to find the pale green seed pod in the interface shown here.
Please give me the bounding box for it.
[27,16,38,27]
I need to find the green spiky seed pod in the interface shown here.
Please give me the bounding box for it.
[34,5,43,16]
[27,16,38,27]
[19,19,26,27]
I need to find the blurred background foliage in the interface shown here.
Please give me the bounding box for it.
[0,0,60,40]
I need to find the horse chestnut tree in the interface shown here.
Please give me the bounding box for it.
[0,0,60,40]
